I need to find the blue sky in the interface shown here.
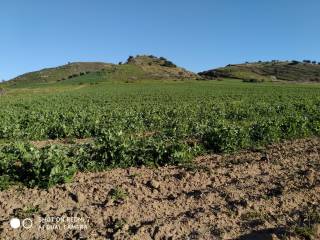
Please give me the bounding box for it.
[0,0,319,80]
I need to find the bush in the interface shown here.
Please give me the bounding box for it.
[243,78,264,83]
[289,60,300,65]
[161,60,177,68]
[127,56,134,63]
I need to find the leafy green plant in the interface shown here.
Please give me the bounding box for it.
[109,187,128,201]
[0,80,319,189]
[0,143,76,188]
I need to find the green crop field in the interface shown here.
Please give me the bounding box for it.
[1,79,320,189]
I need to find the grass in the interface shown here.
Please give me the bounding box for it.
[1,55,198,90]
[6,62,112,85]
[293,226,315,239]
[14,205,40,219]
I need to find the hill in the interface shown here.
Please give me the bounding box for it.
[199,61,320,82]
[125,55,199,80]
[5,55,200,86]
[9,62,112,84]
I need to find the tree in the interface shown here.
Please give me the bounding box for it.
[127,56,134,63]
[289,60,300,65]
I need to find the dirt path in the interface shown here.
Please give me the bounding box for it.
[0,138,319,240]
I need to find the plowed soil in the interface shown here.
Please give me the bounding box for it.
[0,138,319,240]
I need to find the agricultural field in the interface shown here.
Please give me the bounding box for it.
[0,79,319,189]
[0,73,320,239]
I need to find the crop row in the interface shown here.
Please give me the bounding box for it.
[0,82,319,189]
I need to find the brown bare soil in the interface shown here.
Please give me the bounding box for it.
[0,138,319,240]
[30,138,94,148]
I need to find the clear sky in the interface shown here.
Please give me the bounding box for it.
[1,0,319,80]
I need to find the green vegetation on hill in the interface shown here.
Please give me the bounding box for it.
[199,61,320,82]
[9,62,112,84]
[3,55,200,89]
[125,55,199,80]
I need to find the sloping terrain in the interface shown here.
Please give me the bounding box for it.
[199,61,320,82]
[0,138,319,240]
[8,62,113,84]
[126,55,199,80]
[4,55,200,87]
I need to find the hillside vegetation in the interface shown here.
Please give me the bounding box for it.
[199,61,320,82]
[1,57,320,239]
[126,55,199,80]
[9,62,112,84]
[4,55,199,87]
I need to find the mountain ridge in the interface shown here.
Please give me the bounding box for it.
[4,58,320,86]
[199,60,320,82]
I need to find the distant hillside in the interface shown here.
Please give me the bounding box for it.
[199,61,320,82]
[6,55,200,86]
[9,62,112,84]
[126,55,199,80]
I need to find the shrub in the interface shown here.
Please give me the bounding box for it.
[127,56,134,63]
[243,78,264,83]
[289,60,300,65]
[161,60,177,68]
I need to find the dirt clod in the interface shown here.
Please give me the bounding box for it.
[147,179,160,190]
[0,137,319,239]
